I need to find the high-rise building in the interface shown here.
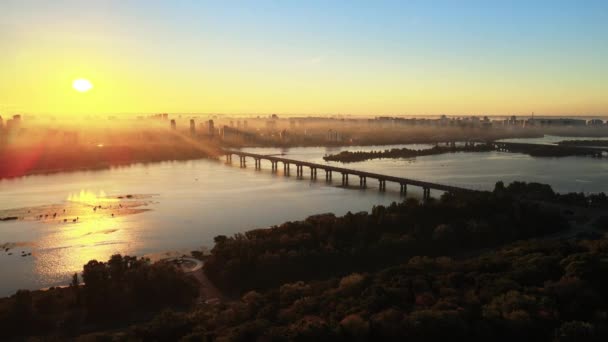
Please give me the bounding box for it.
[0,115,3,129]
[6,115,22,131]
[170,119,176,130]
[190,119,196,135]
[208,120,215,136]
[327,129,341,142]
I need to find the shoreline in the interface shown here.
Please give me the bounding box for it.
[0,247,211,299]
[0,155,220,181]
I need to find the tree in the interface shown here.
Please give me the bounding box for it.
[554,321,596,342]
[71,273,79,287]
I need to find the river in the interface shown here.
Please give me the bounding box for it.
[0,136,607,296]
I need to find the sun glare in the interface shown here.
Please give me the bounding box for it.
[73,78,93,92]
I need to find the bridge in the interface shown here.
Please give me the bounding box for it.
[223,150,481,200]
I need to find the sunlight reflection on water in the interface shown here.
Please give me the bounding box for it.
[33,215,137,285]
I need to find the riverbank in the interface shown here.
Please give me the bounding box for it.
[323,141,607,163]
[0,143,222,180]
[557,139,608,147]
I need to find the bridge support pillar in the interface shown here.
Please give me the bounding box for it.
[284,163,290,176]
[400,183,407,196]
[309,168,317,180]
[254,158,261,170]
[226,154,232,163]
[359,176,366,188]
[240,156,246,168]
[423,187,431,200]
[271,161,278,173]
[341,173,349,186]
[379,179,386,192]
[296,165,303,178]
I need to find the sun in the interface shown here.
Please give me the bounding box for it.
[73,79,93,92]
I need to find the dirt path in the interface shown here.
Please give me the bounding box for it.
[166,257,225,304]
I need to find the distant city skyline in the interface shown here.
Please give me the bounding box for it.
[1,0,607,116]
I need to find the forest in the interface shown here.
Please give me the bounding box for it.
[11,237,607,341]
[128,237,608,342]
[203,183,569,294]
[0,255,199,339]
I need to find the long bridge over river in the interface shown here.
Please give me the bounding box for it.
[223,150,481,200]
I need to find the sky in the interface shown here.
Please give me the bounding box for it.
[1,0,607,117]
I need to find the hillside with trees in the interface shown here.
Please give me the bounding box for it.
[95,238,608,341]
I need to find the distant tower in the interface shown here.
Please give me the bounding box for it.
[0,115,3,129]
[6,114,21,131]
[12,114,22,127]
[170,119,176,130]
[190,119,195,135]
[208,120,215,136]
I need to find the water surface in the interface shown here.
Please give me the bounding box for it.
[1,140,607,296]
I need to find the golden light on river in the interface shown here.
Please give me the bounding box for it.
[67,190,115,206]
[33,191,138,283]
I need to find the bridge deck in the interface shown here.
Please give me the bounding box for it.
[225,150,479,194]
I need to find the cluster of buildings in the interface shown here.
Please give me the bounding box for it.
[170,117,257,142]
[326,129,342,142]
[0,114,22,131]
[372,115,607,128]
[169,118,218,137]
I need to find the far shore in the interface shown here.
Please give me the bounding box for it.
[0,155,220,181]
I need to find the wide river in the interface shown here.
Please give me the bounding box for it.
[1,136,607,296]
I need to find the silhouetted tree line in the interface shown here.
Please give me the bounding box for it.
[97,237,608,341]
[323,143,494,163]
[204,185,568,295]
[0,254,198,339]
[495,181,608,208]
[498,142,604,158]
[558,140,608,147]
